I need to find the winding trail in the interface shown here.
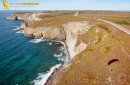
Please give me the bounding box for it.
[84,16,130,57]
[97,19,130,35]
[113,27,130,57]
[96,18,130,57]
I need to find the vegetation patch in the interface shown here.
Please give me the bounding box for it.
[116,20,130,25]
[97,24,111,33]
[100,45,110,53]
[103,27,109,31]
[88,48,93,51]
[86,48,93,53]
[95,37,101,44]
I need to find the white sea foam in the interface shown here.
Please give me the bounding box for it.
[31,64,61,85]
[13,29,18,30]
[30,38,43,43]
[16,30,24,34]
[58,57,64,61]
[30,39,68,61]
[53,52,62,58]
[58,46,65,51]
[13,26,20,30]
[47,42,52,45]
[50,40,66,48]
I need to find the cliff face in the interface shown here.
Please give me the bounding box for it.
[23,21,92,58]
[24,26,66,40]
[24,22,90,39]
[7,12,130,85]
[7,12,49,21]
[53,21,130,85]
[7,13,93,58]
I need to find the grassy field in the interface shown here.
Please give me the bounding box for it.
[26,11,130,29]
[22,11,130,85]
[78,11,130,29]
[53,15,130,85]
[28,16,93,28]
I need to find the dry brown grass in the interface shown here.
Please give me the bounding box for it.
[39,11,75,19]
[54,19,130,85]
[28,16,93,28]
[79,11,130,30]
[15,12,35,14]
[22,11,130,85]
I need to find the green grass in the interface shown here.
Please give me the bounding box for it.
[97,24,111,33]
[101,27,111,33]
[116,20,130,25]
[103,27,109,31]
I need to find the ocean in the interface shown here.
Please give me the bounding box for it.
[0,10,67,85]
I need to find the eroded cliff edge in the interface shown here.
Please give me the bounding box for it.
[7,13,94,58]
[7,12,130,85]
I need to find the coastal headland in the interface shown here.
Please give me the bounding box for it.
[7,10,130,85]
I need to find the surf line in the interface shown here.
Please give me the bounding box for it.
[44,40,71,85]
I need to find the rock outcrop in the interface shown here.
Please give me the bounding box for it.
[7,12,93,58]
[7,12,130,85]
[23,22,90,39]
[19,22,28,29]
[7,12,49,21]
[23,21,92,58]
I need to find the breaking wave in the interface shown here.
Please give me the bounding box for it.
[13,26,21,30]
[31,64,61,85]
[16,30,24,34]
[30,38,43,43]
[53,52,62,58]
[47,42,52,45]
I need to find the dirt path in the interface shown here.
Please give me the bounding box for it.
[97,19,130,35]
[95,18,130,57]
[113,27,130,57]
[74,12,79,16]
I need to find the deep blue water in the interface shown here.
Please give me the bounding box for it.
[0,11,67,85]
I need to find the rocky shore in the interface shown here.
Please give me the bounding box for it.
[7,11,130,85]
[7,12,93,85]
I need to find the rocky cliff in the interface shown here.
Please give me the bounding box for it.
[8,12,93,58]
[23,21,90,40]
[7,12,50,21]
[13,15,94,58]
[23,21,92,58]
[7,12,130,85]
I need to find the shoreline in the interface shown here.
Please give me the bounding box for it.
[7,12,80,85]
[17,23,72,85]
[45,41,72,85]
[12,22,71,85]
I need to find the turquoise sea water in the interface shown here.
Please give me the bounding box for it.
[0,11,67,85]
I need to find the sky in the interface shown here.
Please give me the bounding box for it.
[0,0,130,10]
